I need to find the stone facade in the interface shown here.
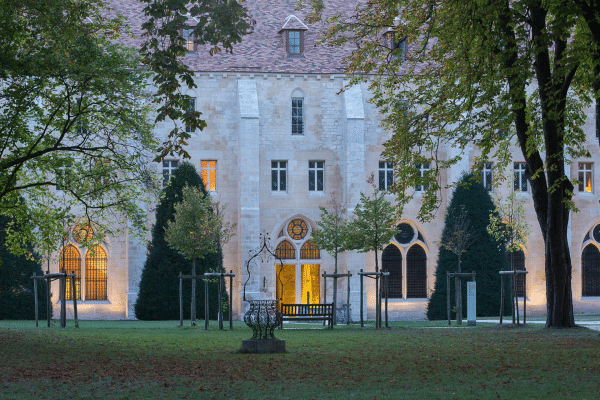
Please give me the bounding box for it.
[47,0,600,320]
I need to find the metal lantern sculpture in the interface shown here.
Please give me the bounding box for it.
[241,233,286,353]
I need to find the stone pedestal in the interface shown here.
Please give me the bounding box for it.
[241,339,286,353]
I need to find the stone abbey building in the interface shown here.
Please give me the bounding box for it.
[49,0,600,320]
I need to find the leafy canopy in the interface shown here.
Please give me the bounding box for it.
[140,0,254,161]
[0,0,159,257]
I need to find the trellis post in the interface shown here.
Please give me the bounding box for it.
[179,272,183,327]
[72,271,78,328]
[360,269,364,327]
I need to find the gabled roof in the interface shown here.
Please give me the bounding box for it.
[107,0,358,74]
[279,15,309,32]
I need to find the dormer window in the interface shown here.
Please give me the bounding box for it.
[384,30,406,61]
[288,30,302,55]
[280,15,308,58]
[181,28,196,52]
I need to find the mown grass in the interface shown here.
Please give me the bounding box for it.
[1,319,599,399]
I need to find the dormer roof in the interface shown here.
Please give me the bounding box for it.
[279,15,309,32]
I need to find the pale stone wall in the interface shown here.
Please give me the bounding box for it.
[53,71,600,321]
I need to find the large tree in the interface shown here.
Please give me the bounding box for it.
[0,0,158,257]
[427,174,510,321]
[301,0,600,327]
[0,0,253,257]
[134,162,225,321]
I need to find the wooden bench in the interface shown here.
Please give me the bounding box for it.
[280,303,334,329]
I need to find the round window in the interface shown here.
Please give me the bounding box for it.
[73,222,94,244]
[287,219,308,240]
[395,223,415,244]
[593,225,600,243]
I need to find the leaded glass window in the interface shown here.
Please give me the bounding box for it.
[276,240,296,260]
[395,223,415,245]
[406,245,427,298]
[287,219,308,240]
[288,30,301,55]
[300,240,320,259]
[292,98,303,135]
[85,246,107,300]
[582,244,600,296]
[382,245,402,298]
[73,222,94,244]
[308,161,324,192]
[60,244,81,300]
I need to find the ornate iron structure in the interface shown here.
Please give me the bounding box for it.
[242,233,284,339]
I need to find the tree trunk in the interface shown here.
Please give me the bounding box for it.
[191,258,196,326]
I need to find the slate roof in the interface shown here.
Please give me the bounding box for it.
[108,0,358,74]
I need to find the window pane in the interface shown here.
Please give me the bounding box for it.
[272,170,278,190]
[309,170,315,191]
[379,171,386,190]
[280,169,286,191]
[317,170,323,191]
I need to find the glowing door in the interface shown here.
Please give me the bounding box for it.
[276,264,296,305]
[301,264,320,304]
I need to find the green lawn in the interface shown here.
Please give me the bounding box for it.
[1,320,599,399]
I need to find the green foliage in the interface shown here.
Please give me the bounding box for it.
[0,0,159,258]
[139,0,254,161]
[304,0,600,326]
[488,190,532,255]
[0,213,51,320]
[427,174,511,319]
[346,182,397,272]
[311,195,349,274]
[134,163,225,321]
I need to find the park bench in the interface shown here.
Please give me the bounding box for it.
[279,303,334,329]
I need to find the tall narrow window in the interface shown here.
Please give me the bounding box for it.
[292,98,303,135]
[481,162,493,191]
[308,161,324,192]
[579,162,593,193]
[514,162,528,192]
[200,160,217,191]
[379,161,394,190]
[416,163,430,192]
[406,245,427,298]
[287,30,302,56]
[185,97,196,133]
[85,245,107,300]
[271,161,287,192]
[59,244,81,300]
[582,244,600,296]
[162,160,179,186]
[382,245,402,298]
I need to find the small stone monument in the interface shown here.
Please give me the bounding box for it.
[467,281,477,326]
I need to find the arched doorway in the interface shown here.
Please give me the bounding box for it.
[275,218,321,304]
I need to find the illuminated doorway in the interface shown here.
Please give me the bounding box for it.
[275,218,321,304]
